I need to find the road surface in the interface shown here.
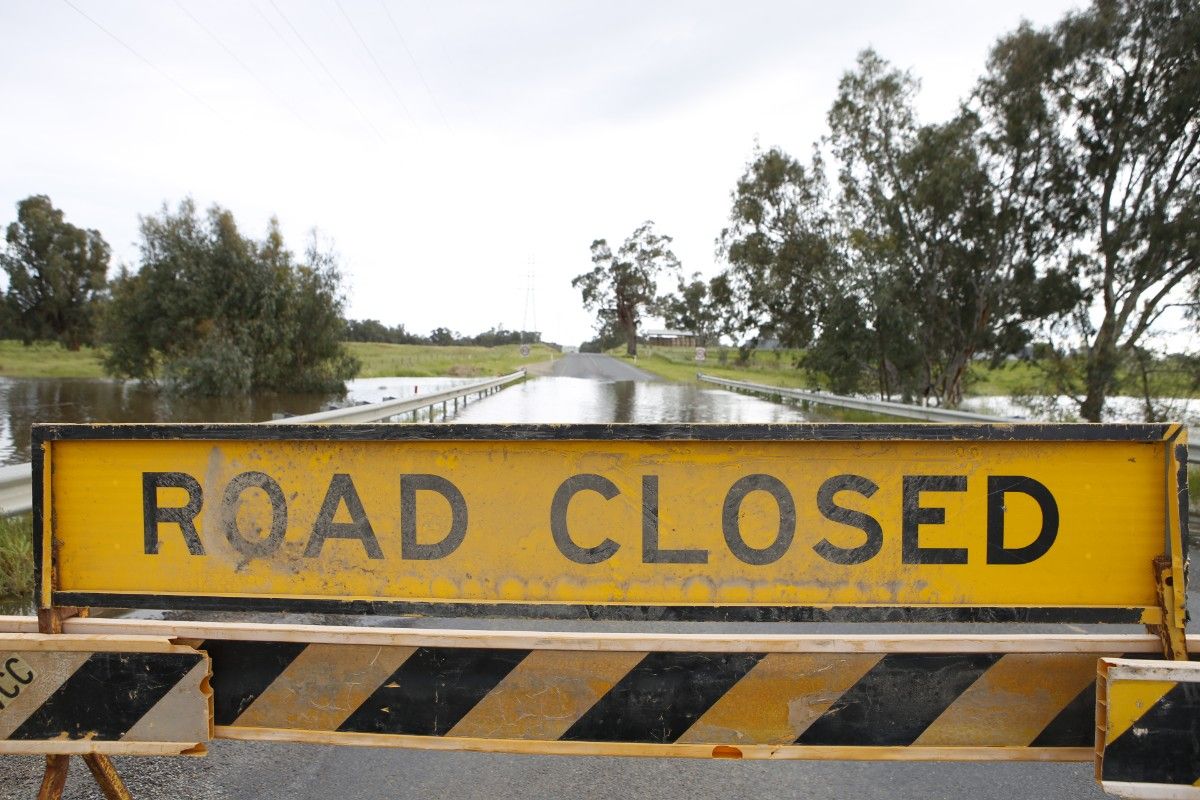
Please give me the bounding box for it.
[549,351,659,381]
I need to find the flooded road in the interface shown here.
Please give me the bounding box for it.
[455,374,838,424]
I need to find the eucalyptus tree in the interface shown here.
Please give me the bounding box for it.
[991,0,1200,421]
[829,50,1079,407]
[572,221,680,356]
[1,195,109,349]
[662,273,723,347]
[715,146,841,360]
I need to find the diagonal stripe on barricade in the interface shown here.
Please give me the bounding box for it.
[795,653,1001,746]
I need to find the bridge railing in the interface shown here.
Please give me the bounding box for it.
[697,371,1200,461]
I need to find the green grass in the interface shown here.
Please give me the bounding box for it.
[622,346,823,388]
[0,340,107,378]
[0,340,557,381]
[347,342,558,378]
[0,514,33,602]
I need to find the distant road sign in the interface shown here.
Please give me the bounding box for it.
[0,633,209,755]
[694,347,705,362]
[35,423,1187,623]
[520,344,531,357]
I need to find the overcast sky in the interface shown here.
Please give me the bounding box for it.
[1,0,1081,345]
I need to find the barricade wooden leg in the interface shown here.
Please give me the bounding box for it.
[36,755,69,800]
[35,606,137,799]
[82,754,134,800]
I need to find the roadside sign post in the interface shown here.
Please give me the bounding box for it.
[16,421,1191,797]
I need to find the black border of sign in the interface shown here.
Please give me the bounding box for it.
[32,421,1185,624]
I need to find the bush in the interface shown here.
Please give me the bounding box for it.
[103,200,359,395]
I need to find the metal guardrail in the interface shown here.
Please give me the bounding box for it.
[279,370,525,424]
[697,373,1013,422]
[0,463,32,518]
[698,372,1200,462]
[0,370,526,516]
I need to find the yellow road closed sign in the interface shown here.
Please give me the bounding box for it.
[34,423,1188,622]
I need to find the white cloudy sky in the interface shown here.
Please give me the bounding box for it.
[1,0,1081,345]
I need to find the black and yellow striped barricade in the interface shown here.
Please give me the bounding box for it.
[1097,658,1200,799]
[0,632,210,754]
[23,422,1193,793]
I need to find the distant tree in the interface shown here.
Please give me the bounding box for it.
[103,199,358,395]
[428,327,458,346]
[662,273,722,346]
[1,195,109,349]
[716,147,841,358]
[343,318,421,344]
[573,221,680,356]
[990,0,1200,421]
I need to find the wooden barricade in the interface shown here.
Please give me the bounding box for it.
[10,421,1190,797]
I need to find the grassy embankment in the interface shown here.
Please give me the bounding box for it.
[0,515,33,605]
[0,339,558,381]
[350,342,558,378]
[0,340,107,378]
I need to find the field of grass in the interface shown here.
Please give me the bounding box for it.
[0,514,32,602]
[348,342,558,378]
[0,339,557,381]
[0,340,107,378]
[625,346,823,388]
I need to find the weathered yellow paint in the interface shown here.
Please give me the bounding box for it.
[447,650,644,740]
[676,653,882,744]
[1105,678,1176,744]
[45,435,1172,610]
[915,653,1102,746]
[236,644,416,731]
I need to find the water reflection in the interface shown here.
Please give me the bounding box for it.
[453,376,845,424]
[0,375,477,465]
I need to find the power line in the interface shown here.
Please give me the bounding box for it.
[335,0,415,127]
[173,0,312,130]
[377,0,451,131]
[267,0,385,142]
[249,0,319,81]
[60,0,222,118]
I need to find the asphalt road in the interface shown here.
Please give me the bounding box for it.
[550,352,659,381]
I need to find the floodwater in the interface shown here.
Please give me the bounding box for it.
[0,374,851,465]
[0,375,479,466]
[452,375,845,424]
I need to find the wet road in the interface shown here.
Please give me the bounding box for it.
[0,359,1134,799]
[549,352,660,381]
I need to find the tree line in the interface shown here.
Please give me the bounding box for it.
[343,319,542,348]
[0,195,357,395]
[0,194,545,396]
[574,0,1199,422]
